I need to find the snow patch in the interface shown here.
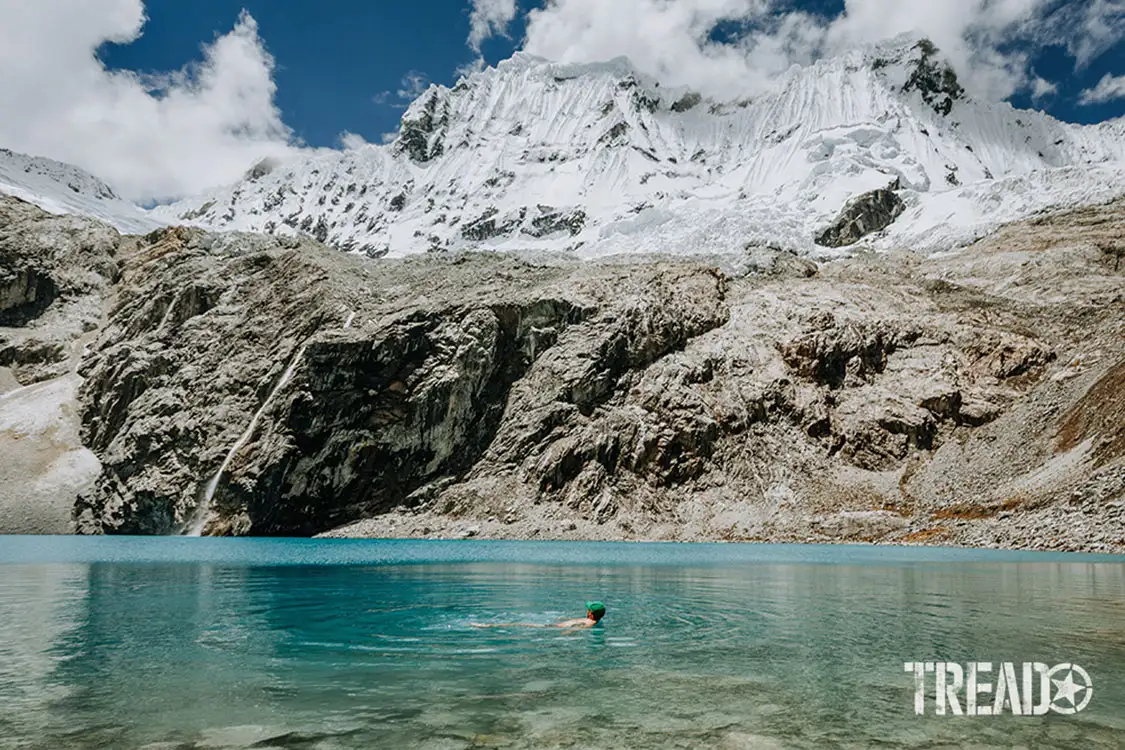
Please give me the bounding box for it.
[0,149,162,234]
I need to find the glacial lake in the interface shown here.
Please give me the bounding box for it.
[1,538,1124,749]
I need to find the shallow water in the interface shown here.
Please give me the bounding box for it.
[1,538,1123,749]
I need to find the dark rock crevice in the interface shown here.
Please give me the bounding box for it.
[0,267,58,326]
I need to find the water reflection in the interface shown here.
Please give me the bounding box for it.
[0,564,88,743]
[0,553,1121,749]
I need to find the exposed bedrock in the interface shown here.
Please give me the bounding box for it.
[72,222,730,536]
[216,266,729,536]
[0,196,120,533]
[0,197,120,384]
[231,299,593,535]
[815,187,906,248]
[0,268,58,327]
[3,191,1119,552]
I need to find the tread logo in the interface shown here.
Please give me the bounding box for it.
[904,662,1092,715]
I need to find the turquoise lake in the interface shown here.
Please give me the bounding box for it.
[1,538,1123,749]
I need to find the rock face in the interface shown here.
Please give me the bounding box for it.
[815,188,906,248]
[1,192,1122,551]
[73,222,730,536]
[0,196,116,533]
[57,196,1125,553]
[897,39,965,116]
[0,268,58,327]
[233,265,727,535]
[0,197,120,385]
[75,227,353,534]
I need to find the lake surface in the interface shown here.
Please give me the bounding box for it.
[1,538,1124,749]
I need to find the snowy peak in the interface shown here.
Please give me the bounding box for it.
[1,148,120,201]
[0,148,160,234]
[389,52,678,166]
[154,40,1125,258]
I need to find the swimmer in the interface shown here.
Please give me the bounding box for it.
[473,601,606,629]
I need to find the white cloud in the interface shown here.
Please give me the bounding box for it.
[1067,0,1125,68]
[1030,75,1057,101]
[455,57,488,80]
[469,0,519,53]
[522,0,777,98]
[338,131,370,149]
[818,0,1047,98]
[513,0,1125,104]
[0,0,299,203]
[1079,72,1125,105]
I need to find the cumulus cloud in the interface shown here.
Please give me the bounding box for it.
[522,0,778,97]
[454,57,488,79]
[816,0,1047,98]
[466,0,1125,104]
[468,0,520,53]
[1079,72,1125,105]
[0,0,298,203]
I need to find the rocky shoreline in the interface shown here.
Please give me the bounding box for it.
[1,194,1123,553]
[318,484,1125,555]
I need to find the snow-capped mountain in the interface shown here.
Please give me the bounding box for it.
[3,38,1122,258]
[152,37,1125,258]
[0,149,160,234]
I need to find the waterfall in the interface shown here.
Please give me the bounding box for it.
[155,292,179,332]
[182,309,355,536]
[182,346,306,536]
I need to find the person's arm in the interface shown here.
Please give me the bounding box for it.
[471,622,548,628]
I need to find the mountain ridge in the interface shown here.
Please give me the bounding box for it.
[3,38,1124,258]
[0,148,161,235]
[150,37,1125,258]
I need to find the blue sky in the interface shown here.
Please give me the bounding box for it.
[99,0,525,149]
[99,1,1125,152]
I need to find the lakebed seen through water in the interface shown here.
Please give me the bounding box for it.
[1,538,1123,749]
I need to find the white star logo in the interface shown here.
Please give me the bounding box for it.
[1049,663,1093,714]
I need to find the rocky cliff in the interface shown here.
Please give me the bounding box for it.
[0,197,118,532]
[4,192,1113,551]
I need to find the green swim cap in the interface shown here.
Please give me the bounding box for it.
[585,601,606,615]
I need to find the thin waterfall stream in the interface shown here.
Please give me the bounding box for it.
[182,310,356,536]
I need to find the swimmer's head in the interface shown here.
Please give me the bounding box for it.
[585,601,606,622]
